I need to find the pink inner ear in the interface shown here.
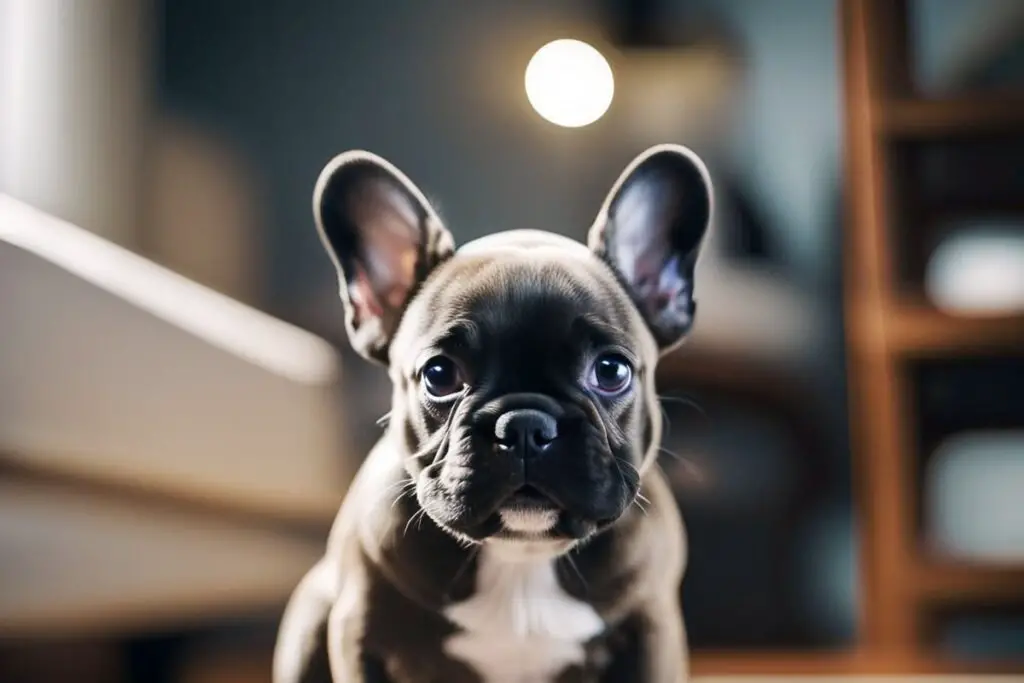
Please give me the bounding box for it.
[346,192,421,325]
[654,254,686,308]
[632,246,667,293]
[632,251,687,318]
[348,265,384,326]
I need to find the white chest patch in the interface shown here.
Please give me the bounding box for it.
[442,543,604,683]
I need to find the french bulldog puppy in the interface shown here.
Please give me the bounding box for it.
[274,143,712,683]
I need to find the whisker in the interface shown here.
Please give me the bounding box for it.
[456,534,479,550]
[560,553,589,593]
[618,459,648,493]
[611,458,648,519]
[376,411,392,428]
[658,446,706,484]
[618,458,642,480]
[367,476,415,513]
[390,481,418,510]
[658,401,673,441]
[405,434,445,464]
[403,507,430,538]
[367,478,413,547]
[444,545,482,600]
[402,510,419,538]
[658,393,709,421]
[611,459,630,490]
[657,445,686,462]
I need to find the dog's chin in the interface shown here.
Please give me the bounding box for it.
[493,486,577,539]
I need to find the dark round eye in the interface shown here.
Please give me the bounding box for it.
[589,354,633,396]
[422,356,464,398]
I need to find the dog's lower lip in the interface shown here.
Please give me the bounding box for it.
[515,484,546,499]
[505,485,557,510]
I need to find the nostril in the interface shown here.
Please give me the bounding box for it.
[496,438,516,451]
[528,429,555,450]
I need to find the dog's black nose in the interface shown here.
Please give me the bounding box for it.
[494,409,558,455]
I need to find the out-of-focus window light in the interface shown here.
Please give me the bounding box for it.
[524,39,614,128]
[925,224,1024,314]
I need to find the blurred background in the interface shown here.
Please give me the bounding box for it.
[1,0,1022,681]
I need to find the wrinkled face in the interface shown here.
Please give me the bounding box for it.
[389,245,661,546]
[312,144,712,552]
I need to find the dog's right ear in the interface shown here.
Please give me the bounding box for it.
[587,144,713,354]
[314,151,455,365]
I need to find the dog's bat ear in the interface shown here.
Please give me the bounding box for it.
[314,151,456,365]
[587,144,713,354]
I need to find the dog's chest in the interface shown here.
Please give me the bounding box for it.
[442,546,604,683]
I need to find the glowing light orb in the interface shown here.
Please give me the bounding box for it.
[525,39,614,128]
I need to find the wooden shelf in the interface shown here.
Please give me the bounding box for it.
[914,561,1024,604]
[847,299,1024,356]
[887,305,1024,356]
[881,96,1024,137]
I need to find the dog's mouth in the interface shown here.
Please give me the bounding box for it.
[505,484,555,509]
[497,485,561,535]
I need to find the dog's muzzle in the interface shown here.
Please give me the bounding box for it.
[482,395,571,535]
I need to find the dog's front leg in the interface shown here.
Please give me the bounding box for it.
[274,559,336,683]
[275,558,392,683]
[599,602,689,683]
[644,600,689,683]
[326,585,394,683]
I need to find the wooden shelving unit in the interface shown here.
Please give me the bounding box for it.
[887,304,1024,356]
[882,96,1024,136]
[914,563,1024,605]
[842,0,1024,674]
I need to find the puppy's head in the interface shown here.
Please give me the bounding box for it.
[315,146,711,552]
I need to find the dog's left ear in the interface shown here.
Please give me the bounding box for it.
[588,144,713,353]
[314,151,456,365]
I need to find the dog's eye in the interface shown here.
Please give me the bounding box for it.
[422,356,464,398]
[589,354,633,396]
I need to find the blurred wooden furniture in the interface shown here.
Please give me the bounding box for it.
[0,473,323,640]
[842,0,1024,675]
[0,195,351,525]
[0,195,345,664]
